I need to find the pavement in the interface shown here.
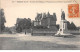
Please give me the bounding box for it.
[0,33,80,50]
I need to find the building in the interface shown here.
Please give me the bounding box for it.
[33,12,57,28]
[33,13,42,26]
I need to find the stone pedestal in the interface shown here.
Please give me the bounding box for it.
[55,20,72,36]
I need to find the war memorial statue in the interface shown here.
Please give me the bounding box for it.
[55,10,72,36]
[61,11,65,20]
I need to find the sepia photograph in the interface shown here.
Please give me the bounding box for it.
[0,0,80,50]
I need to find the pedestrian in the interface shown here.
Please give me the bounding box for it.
[25,30,26,35]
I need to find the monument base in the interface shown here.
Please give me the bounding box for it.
[55,31,72,37]
[55,19,73,37]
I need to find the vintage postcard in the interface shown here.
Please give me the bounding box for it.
[0,0,80,50]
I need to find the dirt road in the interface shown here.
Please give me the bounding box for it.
[0,33,80,50]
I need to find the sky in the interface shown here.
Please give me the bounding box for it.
[1,0,80,27]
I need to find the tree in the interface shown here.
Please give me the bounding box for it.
[0,9,6,32]
[16,18,31,33]
[70,22,77,30]
[67,22,77,30]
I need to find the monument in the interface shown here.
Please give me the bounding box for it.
[55,10,72,36]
